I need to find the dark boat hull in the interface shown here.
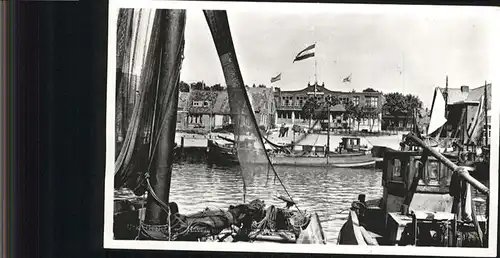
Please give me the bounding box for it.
[337,210,380,245]
[207,140,377,169]
[207,140,239,165]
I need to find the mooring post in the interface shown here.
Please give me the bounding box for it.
[180,136,184,154]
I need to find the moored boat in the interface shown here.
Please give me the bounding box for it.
[113,8,327,245]
[337,133,489,247]
[207,135,378,168]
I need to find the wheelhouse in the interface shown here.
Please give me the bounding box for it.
[341,137,361,152]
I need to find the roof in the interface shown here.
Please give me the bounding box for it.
[438,83,491,110]
[276,82,383,97]
[247,87,274,113]
[186,90,229,114]
[183,88,275,115]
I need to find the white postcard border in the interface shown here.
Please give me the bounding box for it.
[104,1,500,256]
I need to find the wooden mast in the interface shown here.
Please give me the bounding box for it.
[143,9,186,226]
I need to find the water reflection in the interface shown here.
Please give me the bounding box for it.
[169,159,383,244]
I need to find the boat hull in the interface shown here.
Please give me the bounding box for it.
[337,210,379,245]
[271,154,377,168]
[207,141,377,169]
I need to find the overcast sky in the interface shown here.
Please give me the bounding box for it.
[177,7,494,108]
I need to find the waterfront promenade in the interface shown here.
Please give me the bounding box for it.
[174,130,405,151]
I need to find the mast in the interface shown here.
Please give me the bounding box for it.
[209,83,213,135]
[326,97,330,161]
[143,9,186,227]
[310,41,318,128]
[314,41,318,84]
[484,80,488,146]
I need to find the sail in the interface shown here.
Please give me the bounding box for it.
[114,9,186,198]
[467,95,485,145]
[204,11,269,186]
[204,10,297,204]
[427,88,448,135]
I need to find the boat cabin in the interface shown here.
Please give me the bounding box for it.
[367,150,457,245]
[340,137,361,152]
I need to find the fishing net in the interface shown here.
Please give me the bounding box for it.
[114,9,185,197]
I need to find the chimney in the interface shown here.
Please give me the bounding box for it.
[460,85,469,93]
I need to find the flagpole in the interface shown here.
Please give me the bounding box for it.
[314,41,318,84]
[484,80,488,147]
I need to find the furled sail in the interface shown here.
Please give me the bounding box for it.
[467,95,485,145]
[427,87,448,135]
[204,10,298,206]
[114,9,186,199]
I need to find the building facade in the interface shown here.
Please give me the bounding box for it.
[274,82,384,132]
[176,87,276,131]
[438,84,492,144]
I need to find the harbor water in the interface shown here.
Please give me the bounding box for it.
[116,150,489,245]
[169,159,383,244]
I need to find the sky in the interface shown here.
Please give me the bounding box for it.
[178,7,494,108]
[119,6,495,108]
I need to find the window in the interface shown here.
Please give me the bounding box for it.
[393,159,402,178]
[425,161,440,185]
[352,96,360,106]
[340,97,349,104]
[364,96,378,108]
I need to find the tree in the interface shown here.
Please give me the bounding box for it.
[210,83,224,91]
[362,105,381,132]
[382,92,423,130]
[343,100,358,132]
[302,97,320,123]
[405,94,422,113]
[179,81,190,92]
[363,88,378,93]
[258,84,267,88]
[190,81,204,90]
[382,92,407,116]
[354,105,366,131]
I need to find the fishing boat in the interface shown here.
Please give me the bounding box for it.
[113,9,326,244]
[208,134,378,168]
[426,78,491,181]
[337,132,489,247]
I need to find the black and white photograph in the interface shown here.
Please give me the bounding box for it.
[105,1,498,255]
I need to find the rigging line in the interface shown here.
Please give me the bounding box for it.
[127,9,142,81]
[115,13,163,177]
[148,30,163,158]
[203,10,302,215]
[146,29,186,172]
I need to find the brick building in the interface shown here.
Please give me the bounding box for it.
[274,82,385,132]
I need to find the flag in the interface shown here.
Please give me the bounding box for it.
[270,73,281,83]
[293,44,315,62]
[342,74,352,83]
[427,88,448,135]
